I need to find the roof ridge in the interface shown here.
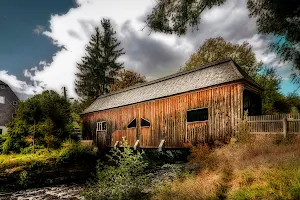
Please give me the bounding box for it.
[0,80,8,85]
[229,60,263,90]
[95,58,233,100]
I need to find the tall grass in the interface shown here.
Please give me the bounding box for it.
[152,136,300,200]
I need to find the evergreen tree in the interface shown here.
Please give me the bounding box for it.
[75,18,124,101]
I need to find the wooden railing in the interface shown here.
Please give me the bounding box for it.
[248,114,300,136]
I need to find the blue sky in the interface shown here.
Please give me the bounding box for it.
[0,0,75,79]
[0,0,298,98]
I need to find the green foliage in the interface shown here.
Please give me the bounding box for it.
[183,37,286,114]
[83,139,149,200]
[110,69,146,92]
[56,139,94,164]
[1,90,74,154]
[19,171,29,187]
[0,134,4,153]
[146,0,226,35]
[75,18,125,101]
[247,0,300,77]
[184,37,262,77]
[147,0,299,85]
[0,141,96,191]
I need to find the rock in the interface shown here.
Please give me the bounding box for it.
[230,137,237,145]
[214,140,225,146]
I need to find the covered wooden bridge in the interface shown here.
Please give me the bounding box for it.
[82,59,262,149]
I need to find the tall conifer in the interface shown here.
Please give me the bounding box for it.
[75,18,124,101]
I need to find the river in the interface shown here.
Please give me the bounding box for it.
[0,184,85,200]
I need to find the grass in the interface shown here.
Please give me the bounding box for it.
[0,140,95,170]
[151,136,300,200]
[0,151,54,170]
[0,140,97,191]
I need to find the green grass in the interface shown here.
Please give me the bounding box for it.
[0,151,55,170]
[229,163,300,200]
[0,140,97,191]
[0,140,95,170]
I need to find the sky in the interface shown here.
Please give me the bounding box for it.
[0,0,298,100]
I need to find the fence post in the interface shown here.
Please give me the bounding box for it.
[283,117,288,138]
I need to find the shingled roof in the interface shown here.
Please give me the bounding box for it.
[0,80,8,86]
[83,59,262,114]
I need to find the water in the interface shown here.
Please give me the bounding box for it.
[0,184,85,200]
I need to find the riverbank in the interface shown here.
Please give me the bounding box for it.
[0,141,97,192]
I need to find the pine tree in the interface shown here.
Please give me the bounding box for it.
[75,18,124,101]
[100,18,125,92]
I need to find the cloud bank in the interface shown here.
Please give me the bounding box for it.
[3,0,289,98]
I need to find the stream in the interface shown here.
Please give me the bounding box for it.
[0,184,85,200]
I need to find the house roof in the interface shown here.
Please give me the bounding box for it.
[0,80,8,85]
[83,59,262,114]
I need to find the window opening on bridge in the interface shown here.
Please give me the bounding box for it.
[187,108,208,123]
[97,121,107,131]
[128,118,137,128]
[141,118,150,127]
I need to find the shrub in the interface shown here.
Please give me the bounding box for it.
[235,111,254,144]
[1,90,74,154]
[56,139,95,164]
[83,138,149,200]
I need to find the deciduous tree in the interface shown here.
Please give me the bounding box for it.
[184,37,262,77]
[2,91,74,153]
[147,0,299,81]
[184,37,286,114]
[110,69,146,92]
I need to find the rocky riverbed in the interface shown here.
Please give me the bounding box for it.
[0,184,86,200]
[0,162,189,200]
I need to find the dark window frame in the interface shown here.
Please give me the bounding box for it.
[127,118,137,129]
[186,107,209,124]
[140,118,151,128]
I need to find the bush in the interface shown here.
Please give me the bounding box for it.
[56,139,95,164]
[83,138,149,200]
[235,111,254,144]
[1,90,74,154]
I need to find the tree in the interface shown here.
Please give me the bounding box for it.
[247,0,300,83]
[75,18,125,102]
[184,37,285,114]
[184,37,263,77]
[146,0,299,79]
[110,69,146,92]
[146,0,225,35]
[2,91,74,153]
[254,67,287,114]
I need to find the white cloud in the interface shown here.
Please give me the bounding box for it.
[5,0,291,98]
[0,70,43,96]
[33,25,45,35]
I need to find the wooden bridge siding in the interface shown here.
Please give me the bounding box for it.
[111,129,136,146]
[82,82,243,148]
